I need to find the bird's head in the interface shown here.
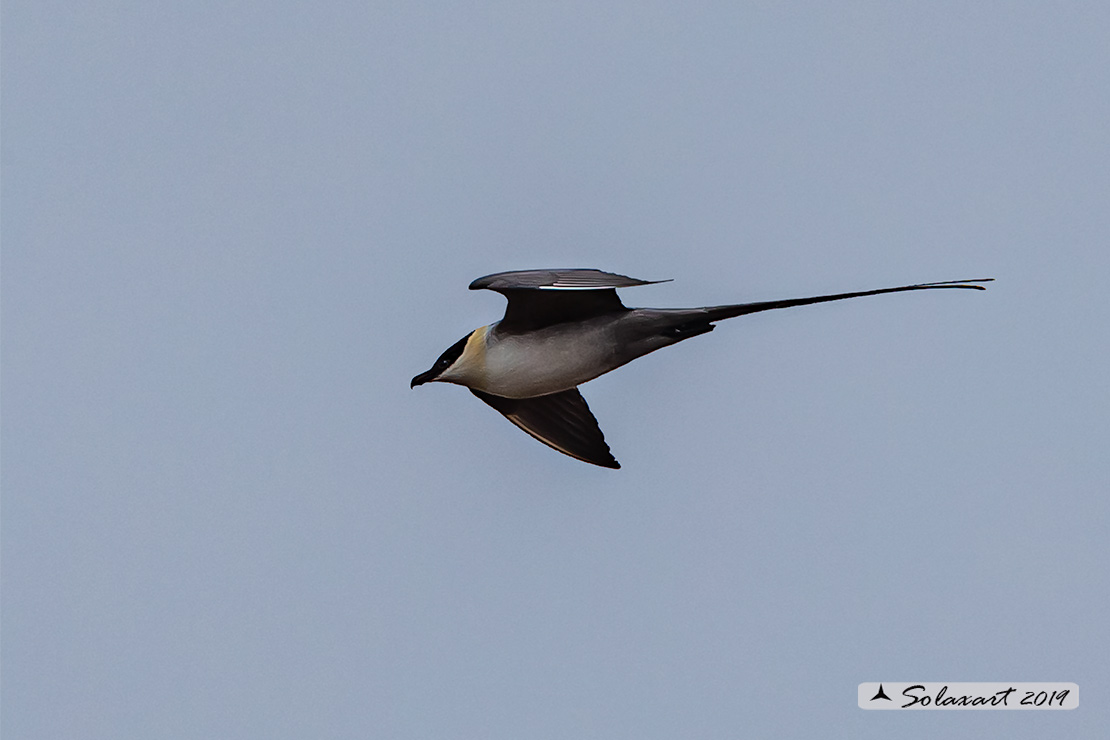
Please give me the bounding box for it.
[410,330,479,388]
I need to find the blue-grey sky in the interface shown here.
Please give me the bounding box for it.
[4,2,1108,738]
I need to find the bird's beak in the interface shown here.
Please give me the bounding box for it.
[410,369,436,388]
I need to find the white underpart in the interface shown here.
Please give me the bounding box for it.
[441,322,621,398]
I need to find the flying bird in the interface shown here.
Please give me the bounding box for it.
[411,269,992,468]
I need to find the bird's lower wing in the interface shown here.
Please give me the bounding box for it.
[470,388,620,469]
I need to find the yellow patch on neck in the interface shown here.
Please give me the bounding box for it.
[464,325,488,355]
[455,325,489,377]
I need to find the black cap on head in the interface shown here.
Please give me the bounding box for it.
[411,332,471,388]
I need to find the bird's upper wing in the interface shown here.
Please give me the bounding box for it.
[471,387,620,469]
[469,269,670,332]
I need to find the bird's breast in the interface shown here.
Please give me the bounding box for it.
[473,323,622,398]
